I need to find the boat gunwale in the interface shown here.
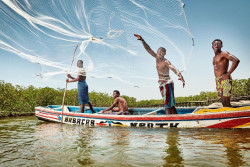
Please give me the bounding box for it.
[35,106,250,121]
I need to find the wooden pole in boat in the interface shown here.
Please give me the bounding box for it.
[61,45,79,123]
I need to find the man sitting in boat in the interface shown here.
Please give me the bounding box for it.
[134,34,185,115]
[99,90,129,115]
[66,60,95,113]
[212,39,240,107]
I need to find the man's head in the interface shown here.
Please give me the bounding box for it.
[113,90,120,98]
[212,39,223,51]
[157,47,166,59]
[77,60,83,68]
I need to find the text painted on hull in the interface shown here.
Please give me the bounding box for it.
[64,117,179,128]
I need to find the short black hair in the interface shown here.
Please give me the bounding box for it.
[113,90,120,96]
[212,39,223,45]
[158,47,166,55]
[78,60,83,64]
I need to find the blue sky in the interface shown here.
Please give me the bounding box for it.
[0,0,249,101]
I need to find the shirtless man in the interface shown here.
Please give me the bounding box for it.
[212,39,240,107]
[134,34,185,114]
[99,90,129,115]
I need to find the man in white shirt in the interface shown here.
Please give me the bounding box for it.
[67,60,94,113]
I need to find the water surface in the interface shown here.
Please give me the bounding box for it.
[0,116,249,167]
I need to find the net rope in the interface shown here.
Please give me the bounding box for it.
[0,0,194,88]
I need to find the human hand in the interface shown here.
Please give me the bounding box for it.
[134,34,142,40]
[178,76,185,88]
[66,79,70,83]
[99,110,104,114]
[219,73,230,81]
[67,74,72,78]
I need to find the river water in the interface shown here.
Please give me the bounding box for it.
[0,116,249,167]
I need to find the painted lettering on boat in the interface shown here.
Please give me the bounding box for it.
[130,122,179,128]
[63,117,179,128]
[64,117,95,126]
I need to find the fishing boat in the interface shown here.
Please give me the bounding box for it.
[35,105,250,128]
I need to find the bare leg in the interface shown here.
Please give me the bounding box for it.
[221,97,225,107]
[80,104,85,113]
[103,110,113,114]
[170,106,178,114]
[221,96,232,107]
[165,108,171,115]
[88,102,94,113]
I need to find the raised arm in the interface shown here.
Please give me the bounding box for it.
[134,34,156,58]
[166,60,185,87]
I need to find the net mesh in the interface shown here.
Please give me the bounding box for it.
[0,0,194,87]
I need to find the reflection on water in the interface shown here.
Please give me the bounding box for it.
[109,128,130,166]
[180,129,250,167]
[224,138,245,167]
[163,129,184,167]
[76,127,94,166]
[0,117,249,167]
[208,130,247,167]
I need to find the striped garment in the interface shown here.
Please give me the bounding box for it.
[159,81,176,108]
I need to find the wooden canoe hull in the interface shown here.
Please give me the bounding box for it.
[35,106,250,128]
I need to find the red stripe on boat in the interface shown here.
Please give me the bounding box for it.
[37,113,59,121]
[96,123,107,126]
[38,112,58,119]
[206,117,250,128]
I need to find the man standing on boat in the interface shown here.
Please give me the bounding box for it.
[66,60,95,113]
[212,39,240,107]
[99,90,129,115]
[134,34,185,114]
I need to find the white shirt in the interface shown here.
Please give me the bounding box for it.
[77,68,86,76]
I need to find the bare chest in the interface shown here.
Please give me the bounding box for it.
[156,61,167,71]
[214,55,228,66]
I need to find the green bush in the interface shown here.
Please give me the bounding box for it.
[0,78,249,116]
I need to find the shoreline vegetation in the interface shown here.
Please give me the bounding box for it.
[0,78,249,118]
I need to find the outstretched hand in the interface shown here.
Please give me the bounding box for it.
[178,76,185,88]
[134,34,142,40]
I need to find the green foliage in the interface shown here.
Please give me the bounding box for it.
[132,99,163,107]
[89,91,113,107]
[121,95,137,107]
[232,78,250,97]
[0,110,34,117]
[0,78,249,117]
[175,78,249,103]
[175,91,219,103]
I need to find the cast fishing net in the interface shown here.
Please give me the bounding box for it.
[0,0,194,88]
